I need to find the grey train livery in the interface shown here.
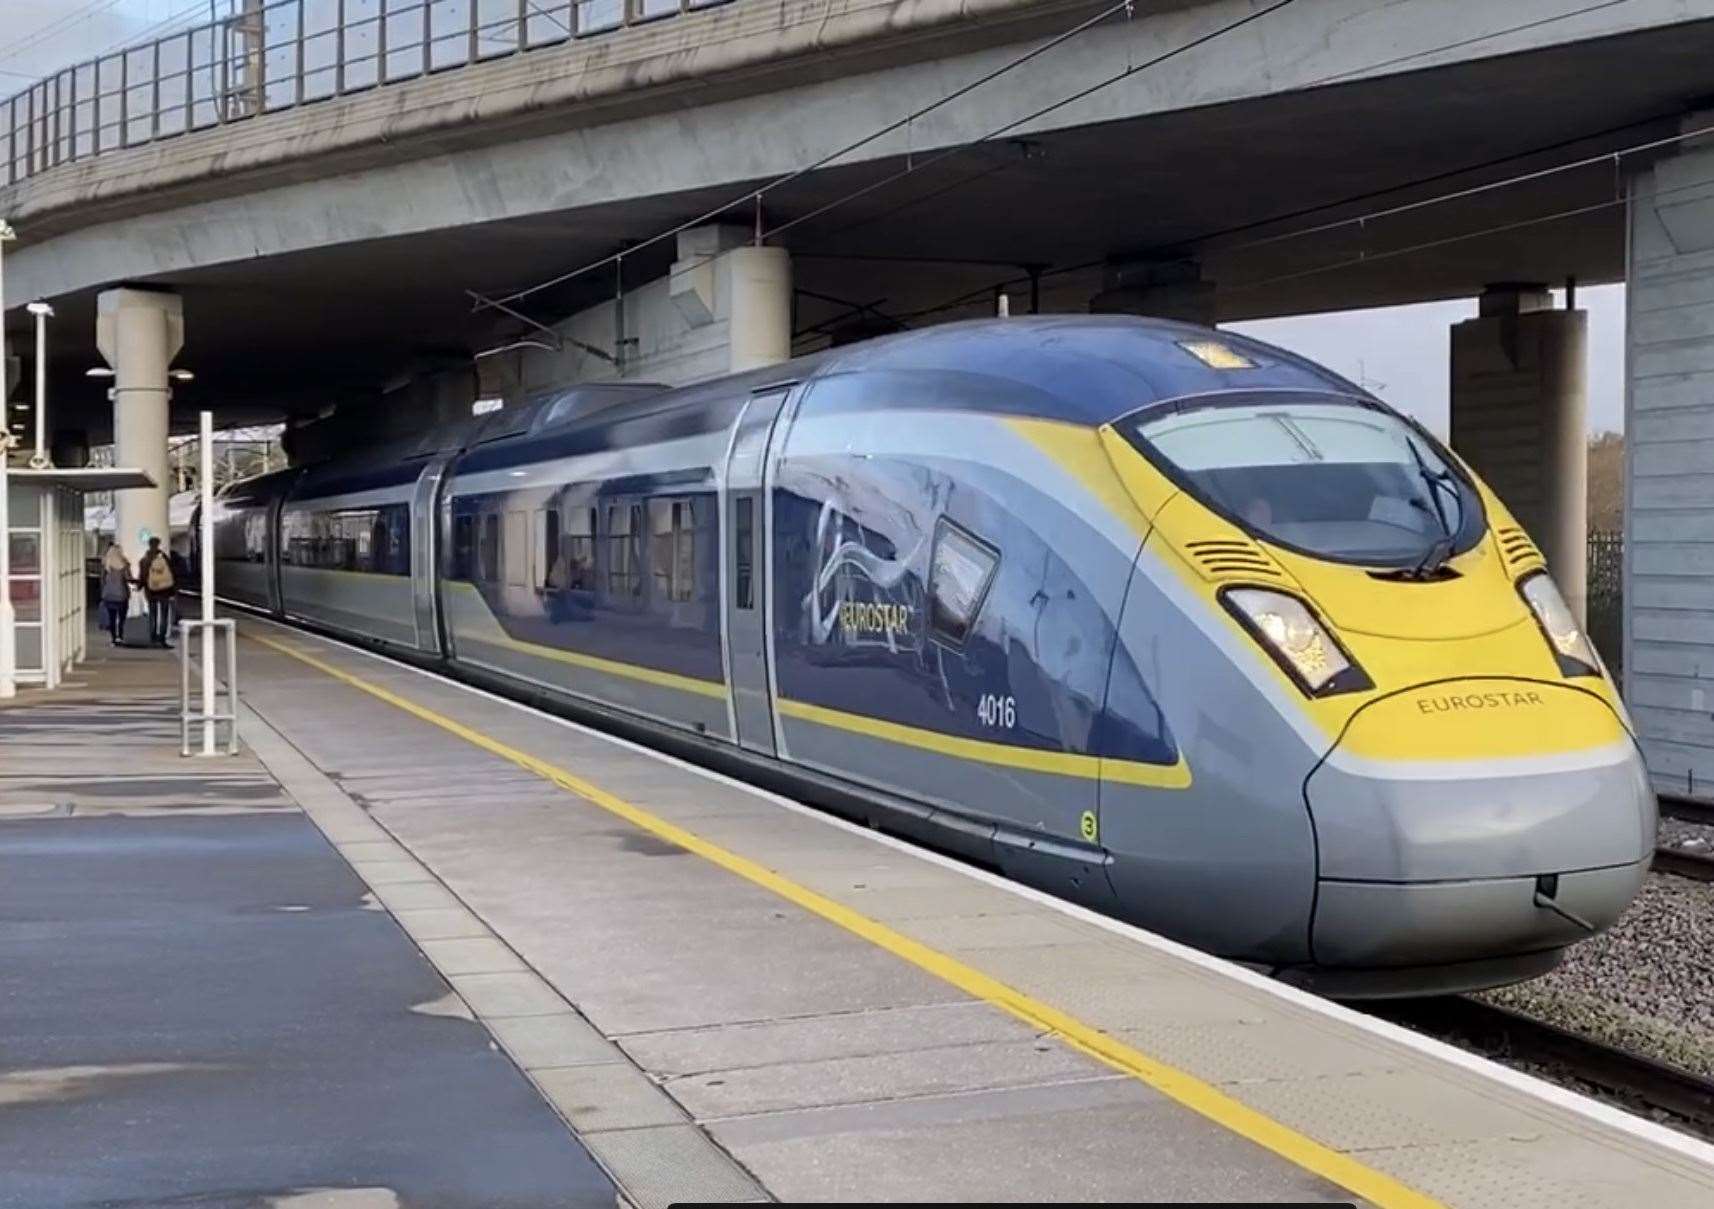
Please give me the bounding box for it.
[208,317,1656,997]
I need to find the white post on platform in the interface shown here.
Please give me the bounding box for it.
[0,217,17,701]
[26,300,51,469]
[199,409,216,756]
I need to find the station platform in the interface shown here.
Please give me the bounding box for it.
[7,617,1714,1208]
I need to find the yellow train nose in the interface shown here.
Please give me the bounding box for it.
[1335,676,1630,769]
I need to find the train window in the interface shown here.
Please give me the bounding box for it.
[504,510,528,588]
[649,498,695,603]
[733,496,755,610]
[481,514,500,583]
[537,509,560,590]
[606,503,641,596]
[452,514,474,580]
[563,506,595,591]
[928,518,999,647]
[1129,394,1485,569]
[387,506,411,576]
[244,512,266,563]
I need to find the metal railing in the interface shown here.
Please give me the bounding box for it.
[1588,528,1622,684]
[3,0,733,188]
[180,617,239,756]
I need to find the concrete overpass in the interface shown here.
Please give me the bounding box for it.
[3,0,1712,428]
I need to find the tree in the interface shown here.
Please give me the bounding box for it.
[1587,431,1624,533]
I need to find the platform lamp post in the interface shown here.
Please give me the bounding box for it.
[198,409,217,756]
[0,217,17,700]
[25,301,51,469]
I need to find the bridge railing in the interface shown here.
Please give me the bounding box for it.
[3,0,731,189]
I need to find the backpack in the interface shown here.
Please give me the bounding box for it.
[146,554,175,593]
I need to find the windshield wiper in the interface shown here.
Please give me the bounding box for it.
[1403,437,1459,577]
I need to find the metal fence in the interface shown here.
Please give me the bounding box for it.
[1587,529,1622,681]
[3,0,732,188]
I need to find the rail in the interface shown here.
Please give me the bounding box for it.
[1375,996,1714,1136]
[2,0,733,189]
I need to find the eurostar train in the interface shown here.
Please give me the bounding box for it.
[208,317,1656,997]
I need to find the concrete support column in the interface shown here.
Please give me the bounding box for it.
[97,288,183,560]
[726,245,792,374]
[1623,122,1714,794]
[1450,284,1587,620]
[1090,258,1216,327]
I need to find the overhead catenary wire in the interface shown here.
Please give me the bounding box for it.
[762,0,1299,244]
[0,0,131,68]
[477,0,1146,313]
[1204,117,1714,263]
[884,146,1714,334]
[782,0,1661,259]
[485,0,1632,323]
[1302,0,1642,88]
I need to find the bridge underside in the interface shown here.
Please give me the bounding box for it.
[5,12,1712,439]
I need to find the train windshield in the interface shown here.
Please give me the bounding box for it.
[1129,394,1484,569]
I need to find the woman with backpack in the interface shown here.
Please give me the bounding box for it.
[135,536,178,649]
[98,545,132,646]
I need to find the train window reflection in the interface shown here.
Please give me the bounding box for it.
[1132,395,1482,568]
[481,514,500,583]
[537,508,559,590]
[650,498,696,603]
[606,503,641,597]
[453,514,474,580]
[504,511,528,588]
[564,507,595,590]
[929,519,999,647]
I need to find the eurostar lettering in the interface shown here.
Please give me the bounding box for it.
[840,599,913,638]
[1415,690,1545,714]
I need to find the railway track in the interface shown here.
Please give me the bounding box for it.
[1656,794,1714,882]
[1653,845,1714,882]
[1373,996,1714,1134]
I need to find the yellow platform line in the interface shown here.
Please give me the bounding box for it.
[248,629,1442,1209]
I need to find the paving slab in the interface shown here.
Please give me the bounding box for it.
[0,641,620,1209]
[0,811,614,1209]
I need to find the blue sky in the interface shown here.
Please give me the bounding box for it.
[6,3,1630,438]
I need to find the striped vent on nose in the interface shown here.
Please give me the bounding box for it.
[1495,525,1545,574]
[1184,539,1284,582]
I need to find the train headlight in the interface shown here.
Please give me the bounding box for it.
[1222,588,1370,696]
[1518,572,1600,678]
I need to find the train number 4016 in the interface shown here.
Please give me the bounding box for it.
[976,694,1016,730]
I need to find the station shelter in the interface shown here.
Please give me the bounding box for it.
[5,468,154,690]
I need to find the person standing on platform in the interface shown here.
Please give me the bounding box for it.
[136,537,178,649]
[98,544,132,647]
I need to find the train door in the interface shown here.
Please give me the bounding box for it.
[723,387,791,755]
[410,458,450,655]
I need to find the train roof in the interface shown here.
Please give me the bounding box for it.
[223,317,1368,496]
[810,316,1366,426]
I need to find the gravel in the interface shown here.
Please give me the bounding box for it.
[1478,871,1714,1076]
[1658,815,1714,852]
